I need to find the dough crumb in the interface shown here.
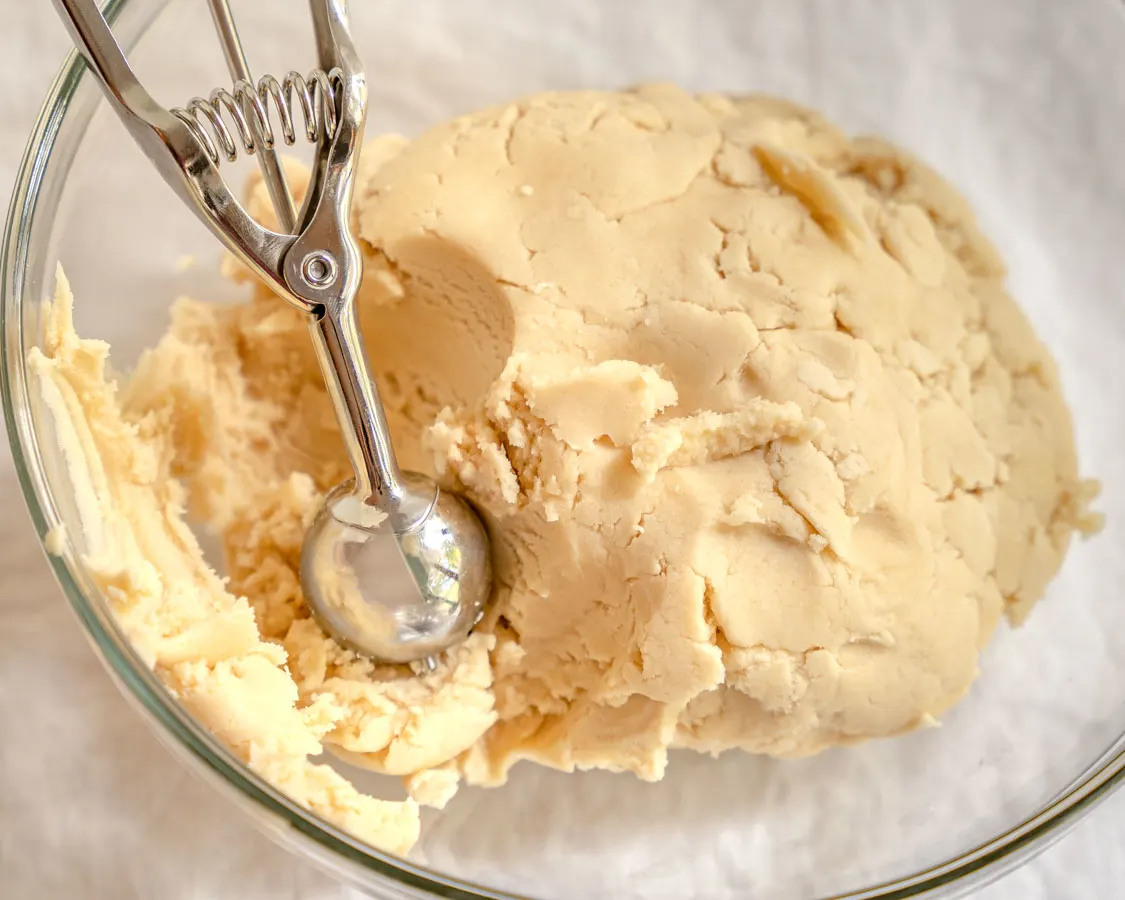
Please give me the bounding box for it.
[45,523,68,556]
[404,762,461,809]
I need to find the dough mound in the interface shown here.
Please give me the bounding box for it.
[34,86,1097,852]
[351,85,1096,771]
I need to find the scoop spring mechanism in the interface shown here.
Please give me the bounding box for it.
[171,68,343,167]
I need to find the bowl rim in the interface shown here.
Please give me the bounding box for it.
[5,2,1125,898]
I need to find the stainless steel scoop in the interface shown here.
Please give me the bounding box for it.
[52,0,493,668]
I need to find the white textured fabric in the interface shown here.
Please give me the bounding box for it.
[1,2,1125,899]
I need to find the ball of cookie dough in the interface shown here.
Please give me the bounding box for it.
[343,84,1092,779]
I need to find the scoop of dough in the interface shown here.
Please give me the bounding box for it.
[41,86,1098,853]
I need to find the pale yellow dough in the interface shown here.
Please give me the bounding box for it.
[32,86,1099,853]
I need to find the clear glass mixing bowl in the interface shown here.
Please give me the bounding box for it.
[5,0,1125,897]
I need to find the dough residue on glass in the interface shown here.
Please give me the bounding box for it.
[30,86,1101,853]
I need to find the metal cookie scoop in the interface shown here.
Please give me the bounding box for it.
[53,0,493,667]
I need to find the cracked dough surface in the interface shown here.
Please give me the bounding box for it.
[31,86,1098,853]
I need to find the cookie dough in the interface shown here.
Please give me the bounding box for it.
[31,86,1099,853]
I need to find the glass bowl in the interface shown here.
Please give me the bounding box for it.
[5,0,1125,897]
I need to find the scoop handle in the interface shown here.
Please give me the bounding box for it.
[49,0,313,314]
[309,300,427,521]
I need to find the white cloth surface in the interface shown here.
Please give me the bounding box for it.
[2,2,1124,898]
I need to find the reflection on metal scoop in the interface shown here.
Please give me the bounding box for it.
[302,477,492,668]
[53,0,494,665]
